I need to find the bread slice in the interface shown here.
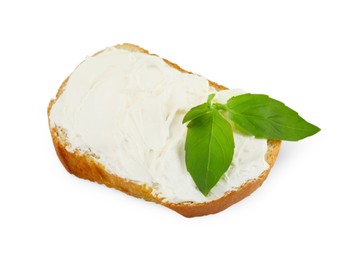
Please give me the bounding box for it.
[48,43,281,217]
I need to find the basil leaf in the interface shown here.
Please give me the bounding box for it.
[226,94,320,141]
[185,110,235,195]
[182,103,211,123]
[182,94,216,123]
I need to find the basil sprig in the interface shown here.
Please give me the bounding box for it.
[183,93,320,196]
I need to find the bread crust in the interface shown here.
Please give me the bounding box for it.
[48,43,281,217]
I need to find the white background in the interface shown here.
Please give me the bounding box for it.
[1,0,354,259]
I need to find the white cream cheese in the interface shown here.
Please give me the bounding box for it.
[50,47,269,203]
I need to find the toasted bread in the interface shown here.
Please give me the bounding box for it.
[48,43,281,217]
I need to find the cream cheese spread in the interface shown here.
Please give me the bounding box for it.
[50,47,269,203]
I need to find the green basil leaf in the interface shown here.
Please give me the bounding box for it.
[182,103,211,123]
[226,94,320,141]
[185,110,235,195]
[182,94,216,123]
